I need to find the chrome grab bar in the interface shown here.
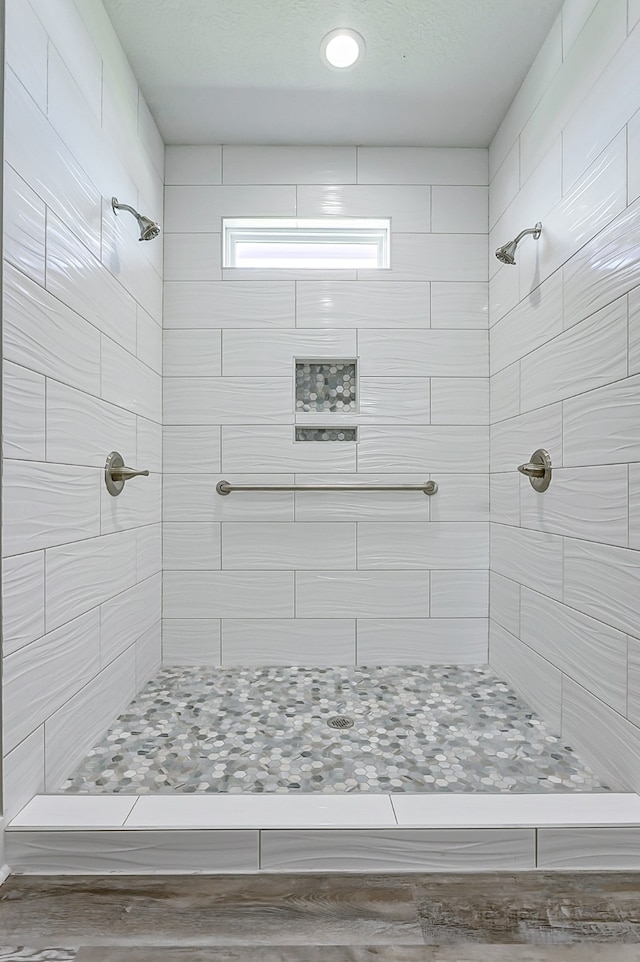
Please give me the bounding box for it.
[216,479,438,496]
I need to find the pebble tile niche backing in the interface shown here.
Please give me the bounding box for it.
[295,360,357,413]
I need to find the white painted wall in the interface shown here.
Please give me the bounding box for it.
[489,0,640,791]
[162,146,489,668]
[2,0,163,816]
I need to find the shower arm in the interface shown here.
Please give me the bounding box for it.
[513,224,542,245]
[112,199,140,218]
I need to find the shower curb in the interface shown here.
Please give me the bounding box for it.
[5,793,640,874]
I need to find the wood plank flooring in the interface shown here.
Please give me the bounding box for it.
[0,873,639,953]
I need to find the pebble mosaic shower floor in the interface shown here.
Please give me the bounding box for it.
[61,665,611,794]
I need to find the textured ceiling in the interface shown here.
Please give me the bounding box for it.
[103,0,564,146]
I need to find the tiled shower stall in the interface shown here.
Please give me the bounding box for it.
[2,0,640,863]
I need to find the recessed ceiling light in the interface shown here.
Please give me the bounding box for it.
[321,28,365,69]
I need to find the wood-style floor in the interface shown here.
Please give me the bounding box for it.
[0,873,639,958]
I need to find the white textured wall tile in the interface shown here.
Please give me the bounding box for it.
[630,463,640,549]
[358,426,488,473]
[430,378,489,425]
[630,287,640,375]
[100,574,161,668]
[563,25,640,191]
[629,109,640,204]
[520,464,628,545]
[164,281,295,328]
[489,572,520,637]
[3,360,45,461]
[429,475,489,522]
[222,427,357,473]
[4,264,101,395]
[563,374,640,466]
[32,0,102,116]
[561,677,640,793]
[490,363,519,424]
[564,199,640,325]
[564,539,640,637]
[518,0,626,186]
[46,379,137,468]
[46,528,138,632]
[3,460,100,556]
[366,233,487,283]
[221,619,356,666]
[165,146,222,185]
[358,377,430,423]
[5,69,102,256]
[223,522,356,570]
[356,618,488,664]
[137,307,162,374]
[489,473,520,526]
[163,620,221,666]
[295,571,429,618]
[164,185,296,232]
[490,270,563,374]
[224,146,356,185]
[163,233,221,282]
[3,728,45,820]
[296,280,430,329]
[101,338,162,423]
[164,377,291,425]
[5,0,48,110]
[538,829,640,870]
[357,523,488,570]
[631,0,640,31]
[521,298,628,411]
[100,470,161,535]
[356,148,488,186]
[489,621,562,733]
[489,142,519,229]
[430,282,488,329]
[137,524,163,580]
[163,426,220,473]
[521,588,628,715]
[431,187,488,233]
[4,609,101,753]
[163,524,221,570]
[164,474,294,523]
[2,552,45,656]
[7,829,259,874]
[488,261,520,327]
[561,0,601,56]
[136,621,162,690]
[491,524,563,600]
[46,213,137,354]
[297,184,430,232]
[260,829,534,872]
[293,475,431,523]
[490,402,562,472]
[4,163,46,284]
[163,330,221,377]
[44,649,138,791]
[222,329,356,377]
[489,17,562,179]
[164,571,294,619]
[359,330,487,377]
[430,571,489,618]
[136,417,162,474]
[629,637,640,727]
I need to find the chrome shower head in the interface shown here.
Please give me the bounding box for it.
[495,222,542,265]
[112,197,161,242]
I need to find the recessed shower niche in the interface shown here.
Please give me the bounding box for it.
[295,359,357,413]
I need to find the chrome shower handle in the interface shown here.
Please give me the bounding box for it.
[110,466,150,481]
[105,451,149,496]
[517,462,546,478]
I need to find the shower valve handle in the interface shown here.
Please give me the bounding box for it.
[110,466,150,481]
[105,450,149,497]
[517,462,545,478]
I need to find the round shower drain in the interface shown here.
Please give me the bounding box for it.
[327,715,354,730]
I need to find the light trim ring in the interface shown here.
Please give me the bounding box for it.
[321,28,365,69]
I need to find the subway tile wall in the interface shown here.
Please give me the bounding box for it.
[3,0,163,816]
[163,145,489,669]
[488,0,640,791]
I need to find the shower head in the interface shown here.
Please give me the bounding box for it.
[111,197,161,241]
[495,222,542,265]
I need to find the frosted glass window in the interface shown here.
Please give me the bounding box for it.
[223,218,390,269]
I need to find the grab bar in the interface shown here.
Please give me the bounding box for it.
[216,480,438,496]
